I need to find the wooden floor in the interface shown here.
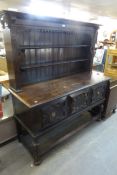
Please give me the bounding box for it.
[0,111,117,175]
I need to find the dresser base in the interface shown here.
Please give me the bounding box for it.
[15,108,102,165]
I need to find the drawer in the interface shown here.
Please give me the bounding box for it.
[92,83,107,103]
[41,98,67,128]
[67,89,91,114]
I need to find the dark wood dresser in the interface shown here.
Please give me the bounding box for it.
[0,11,110,165]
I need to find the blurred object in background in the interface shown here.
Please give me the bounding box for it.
[110,30,117,43]
[93,38,115,72]
[93,44,104,65]
[0,84,3,118]
[0,57,8,73]
[0,48,6,57]
[0,30,6,57]
[104,49,117,79]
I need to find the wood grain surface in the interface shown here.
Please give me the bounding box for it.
[9,71,109,108]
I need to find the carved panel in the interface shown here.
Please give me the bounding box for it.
[42,99,66,128]
[92,83,107,103]
[67,89,91,115]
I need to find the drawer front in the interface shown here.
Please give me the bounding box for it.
[67,89,92,115]
[92,83,107,103]
[42,99,66,128]
[41,82,108,128]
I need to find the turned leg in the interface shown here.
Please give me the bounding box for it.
[33,144,42,166]
[96,104,104,121]
[90,105,102,121]
[112,106,116,113]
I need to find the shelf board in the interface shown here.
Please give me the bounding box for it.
[20,59,88,70]
[19,44,90,50]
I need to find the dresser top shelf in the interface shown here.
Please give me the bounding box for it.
[9,71,109,108]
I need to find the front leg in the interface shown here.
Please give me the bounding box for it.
[33,144,42,166]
